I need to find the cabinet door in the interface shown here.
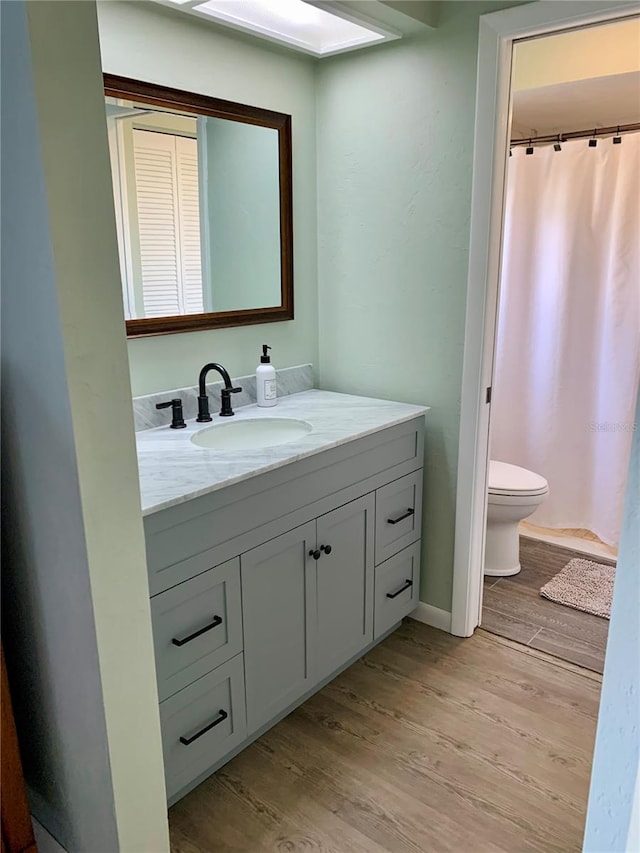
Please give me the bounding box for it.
[241,522,316,734]
[316,494,375,681]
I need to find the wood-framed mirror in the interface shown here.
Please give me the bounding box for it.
[104,75,293,338]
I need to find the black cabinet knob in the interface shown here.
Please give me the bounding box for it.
[309,549,321,560]
[320,545,332,555]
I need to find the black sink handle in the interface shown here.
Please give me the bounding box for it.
[156,398,187,429]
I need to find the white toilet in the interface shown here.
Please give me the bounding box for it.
[484,460,549,577]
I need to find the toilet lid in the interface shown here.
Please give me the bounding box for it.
[488,460,549,496]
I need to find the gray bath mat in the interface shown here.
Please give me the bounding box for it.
[540,558,615,619]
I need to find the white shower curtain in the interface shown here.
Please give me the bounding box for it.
[491,135,640,547]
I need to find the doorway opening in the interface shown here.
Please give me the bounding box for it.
[480,21,639,673]
[451,1,640,653]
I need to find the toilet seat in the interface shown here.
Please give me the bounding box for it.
[488,460,548,497]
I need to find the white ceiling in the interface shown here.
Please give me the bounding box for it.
[511,71,640,140]
[513,17,640,92]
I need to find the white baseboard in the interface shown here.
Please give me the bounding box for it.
[410,601,452,633]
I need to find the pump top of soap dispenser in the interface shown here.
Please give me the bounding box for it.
[261,345,272,363]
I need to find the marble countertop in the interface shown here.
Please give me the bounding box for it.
[136,389,428,516]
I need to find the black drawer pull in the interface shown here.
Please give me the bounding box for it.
[387,508,415,525]
[386,579,413,599]
[172,615,222,647]
[180,709,228,746]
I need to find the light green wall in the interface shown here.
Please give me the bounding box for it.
[316,1,520,611]
[203,118,281,312]
[99,0,523,610]
[97,1,318,396]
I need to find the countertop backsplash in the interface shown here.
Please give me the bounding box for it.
[133,364,314,432]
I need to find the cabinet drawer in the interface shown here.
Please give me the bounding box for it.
[374,542,420,640]
[159,654,247,801]
[151,558,242,701]
[375,470,423,564]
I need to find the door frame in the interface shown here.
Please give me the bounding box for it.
[450,0,640,637]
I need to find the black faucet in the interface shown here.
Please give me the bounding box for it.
[197,363,242,420]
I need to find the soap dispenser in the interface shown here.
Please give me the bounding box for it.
[256,345,277,407]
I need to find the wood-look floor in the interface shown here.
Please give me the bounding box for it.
[170,620,601,853]
[482,536,613,674]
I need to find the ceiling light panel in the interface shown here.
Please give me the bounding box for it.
[165,0,398,57]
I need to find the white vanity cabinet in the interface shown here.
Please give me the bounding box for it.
[143,415,425,804]
[242,494,375,735]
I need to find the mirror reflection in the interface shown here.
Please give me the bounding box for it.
[105,91,288,331]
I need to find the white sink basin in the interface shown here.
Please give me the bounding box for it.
[191,417,312,451]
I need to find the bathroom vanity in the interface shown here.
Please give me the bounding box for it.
[137,389,427,804]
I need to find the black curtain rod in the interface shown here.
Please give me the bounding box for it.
[511,121,640,147]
